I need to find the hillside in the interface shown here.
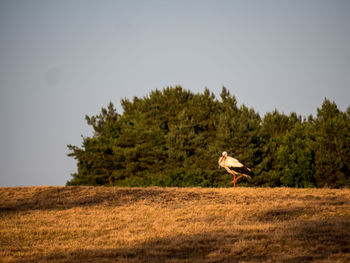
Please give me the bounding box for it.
[1,186,350,262]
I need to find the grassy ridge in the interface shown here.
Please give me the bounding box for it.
[1,186,350,262]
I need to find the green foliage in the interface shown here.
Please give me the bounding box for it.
[67,87,350,188]
[311,99,350,187]
[277,123,315,187]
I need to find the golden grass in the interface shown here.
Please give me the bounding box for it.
[1,186,350,262]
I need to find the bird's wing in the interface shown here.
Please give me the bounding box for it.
[226,157,244,168]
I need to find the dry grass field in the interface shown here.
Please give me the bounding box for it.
[1,186,350,262]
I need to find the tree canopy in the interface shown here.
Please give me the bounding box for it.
[67,86,350,188]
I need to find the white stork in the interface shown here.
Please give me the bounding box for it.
[218,151,252,189]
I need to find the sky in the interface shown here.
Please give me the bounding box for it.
[0,0,349,186]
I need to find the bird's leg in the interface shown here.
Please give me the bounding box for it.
[231,173,245,190]
[224,167,239,189]
[231,171,238,183]
[235,174,244,181]
[229,171,239,189]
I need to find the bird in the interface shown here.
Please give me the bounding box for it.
[218,151,253,189]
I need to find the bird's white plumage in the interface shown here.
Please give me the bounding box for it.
[218,151,244,168]
[219,156,244,168]
[218,151,252,177]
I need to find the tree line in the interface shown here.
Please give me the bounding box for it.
[67,86,350,188]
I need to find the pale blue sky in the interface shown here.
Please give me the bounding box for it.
[1,0,349,186]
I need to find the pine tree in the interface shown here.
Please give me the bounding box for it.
[277,123,315,187]
[311,99,350,187]
[67,102,120,185]
[254,110,300,186]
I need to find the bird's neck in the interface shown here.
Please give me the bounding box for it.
[220,156,226,163]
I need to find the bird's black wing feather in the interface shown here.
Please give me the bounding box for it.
[229,166,253,176]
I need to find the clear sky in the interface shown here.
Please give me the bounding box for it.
[1,0,349,186]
